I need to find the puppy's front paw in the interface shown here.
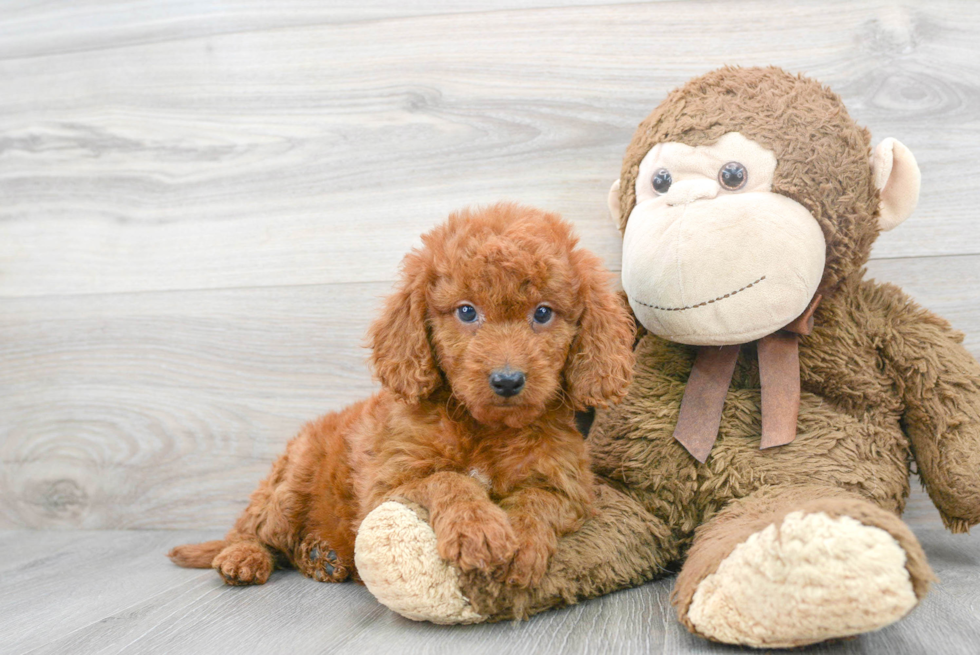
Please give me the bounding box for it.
[436,502,516,573]
[506,537,552,587]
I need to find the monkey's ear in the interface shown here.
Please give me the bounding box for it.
[872,138,920,231]
[607,179,622,228]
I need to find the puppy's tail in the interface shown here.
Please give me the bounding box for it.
[168,540,227,568]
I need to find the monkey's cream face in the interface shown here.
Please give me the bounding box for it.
[621,132,826,346]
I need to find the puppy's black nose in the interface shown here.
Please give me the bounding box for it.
[489,368,525,397]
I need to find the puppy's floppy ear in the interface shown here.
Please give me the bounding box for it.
[368,251,442,402]
[564,250,636,410]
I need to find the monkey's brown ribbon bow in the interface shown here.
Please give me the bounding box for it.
[673,295,822,463]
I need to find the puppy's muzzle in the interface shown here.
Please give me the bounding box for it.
[489,368,526,398]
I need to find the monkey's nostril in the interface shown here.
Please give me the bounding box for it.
[489,368,526,398]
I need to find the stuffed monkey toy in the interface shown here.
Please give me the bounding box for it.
[352,67,980,648]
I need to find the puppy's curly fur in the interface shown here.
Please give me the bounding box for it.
[168,203,635,587]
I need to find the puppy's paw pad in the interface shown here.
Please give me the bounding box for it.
[297,535,349,583]
[688,512,917,648]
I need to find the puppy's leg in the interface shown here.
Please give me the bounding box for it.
[496,437,595,588]
[293,497,357,583]
[169,454,284,585]
[172,403,366,586]
[390,472,517,575]
[498,488,567,588]
[208,448,298,586]
[290,413,360,583]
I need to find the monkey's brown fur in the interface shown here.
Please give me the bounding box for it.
[168,203,635,587]
[447,68,980,642]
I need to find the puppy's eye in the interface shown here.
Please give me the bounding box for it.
[456,304,478,323]
[532,305,553,324]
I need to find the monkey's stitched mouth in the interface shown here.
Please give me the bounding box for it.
[630,275,766,312]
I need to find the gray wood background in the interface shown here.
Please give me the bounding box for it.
[1,1,979,653]
[3,0,979,532]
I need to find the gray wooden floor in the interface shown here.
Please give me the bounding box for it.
[2,0,980,653]
[1,491,978,655]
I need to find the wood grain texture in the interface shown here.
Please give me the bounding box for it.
[0,283,386,529]
[2,1,978,652]
[2,257,977,530]
[1,8,980,652]
[0,0,661,61]
[1,494,978,655]
[2,1,980,298]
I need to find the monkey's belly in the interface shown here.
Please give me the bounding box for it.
[588,380,911,539]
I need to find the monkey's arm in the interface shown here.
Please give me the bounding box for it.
[877,282,980,533]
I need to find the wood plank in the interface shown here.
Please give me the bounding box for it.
[1,2,977,652]
[865,254,980,356]
[1,255,977,530]
[0,529,218,655]
[0,282,386,530]
[0,0,657,61]
[2,495,978,655]
[3,1,980,298]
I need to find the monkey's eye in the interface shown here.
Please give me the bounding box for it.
[532,305,553,324]
[456,304,478,323]
[651,168,672,194]
[719,162,747,190]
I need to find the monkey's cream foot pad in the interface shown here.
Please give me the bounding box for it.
[355,501,487,624]
[687,512,918,648]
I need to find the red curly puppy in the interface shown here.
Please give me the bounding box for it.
[169,203,634,588]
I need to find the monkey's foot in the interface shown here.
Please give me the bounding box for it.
[296,534,350,583]
[354,501,488,624]
[213,541,274,586]
[685,512,918,648]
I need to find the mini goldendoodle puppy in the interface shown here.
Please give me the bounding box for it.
[169,203,634,588]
